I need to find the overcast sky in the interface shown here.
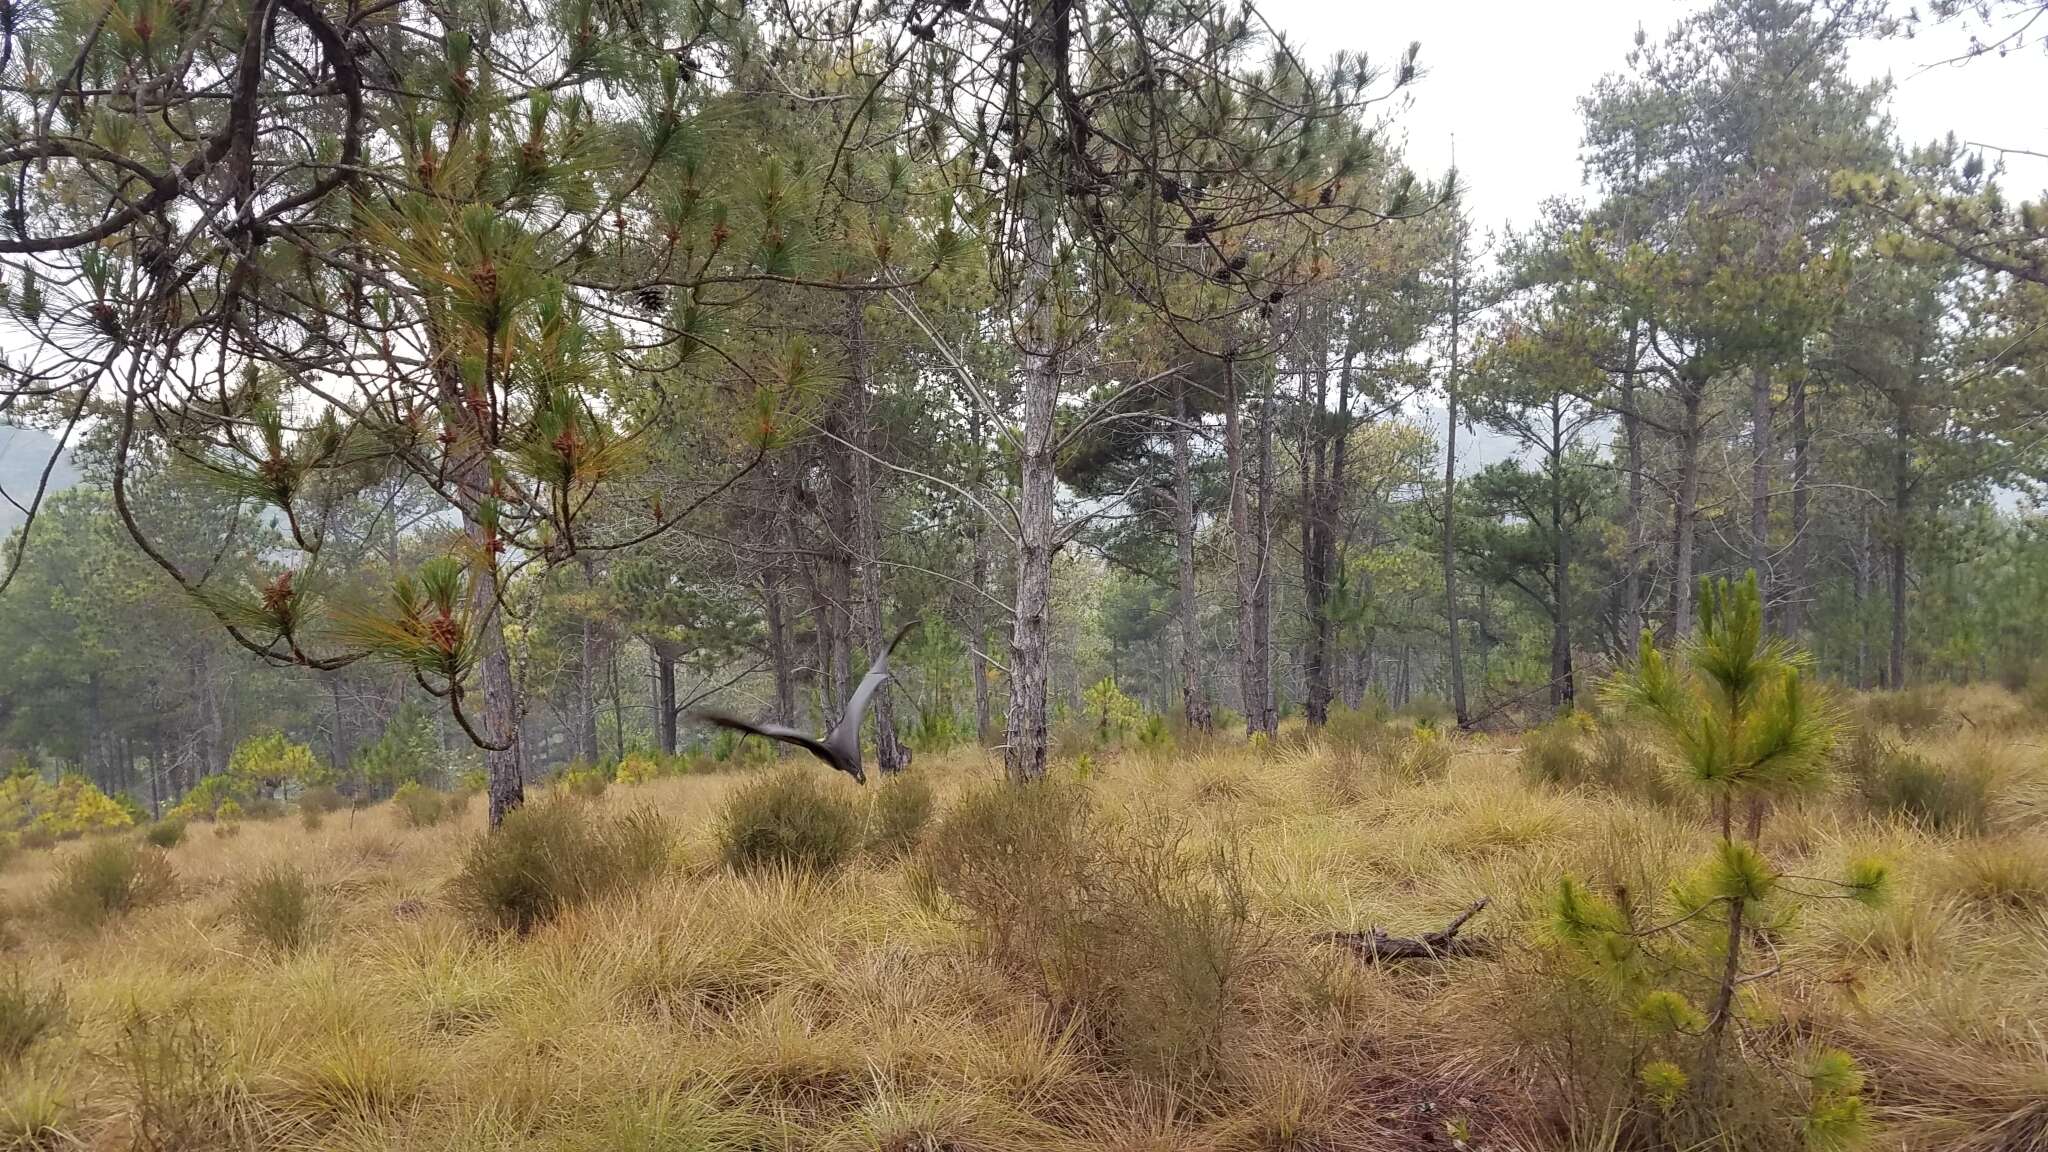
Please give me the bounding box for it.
[1259,0,2048,240]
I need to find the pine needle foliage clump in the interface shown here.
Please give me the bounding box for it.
[714,769,862,875]
[450,801,671,934]
[45,840,177,932]
[1543,573,1886,1143]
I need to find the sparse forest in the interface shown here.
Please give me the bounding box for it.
[0,0,2045,1147]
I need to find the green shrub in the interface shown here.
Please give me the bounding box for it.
[0,970,63,1064]
[559,764,609,799]
[392,781,452,828]
[230,864,315,952]
[141,819,186,849]
[714,768,861,874]
[45,840,176,931]
[1861,685,1948,734]
[613,752,666,785]
[920,782,1258,1081]
[1519,718,1589,787]
[864,773,934,859]
[1841,731,1993,833]
[1390,727,1453,782]
[298,785,345,815]
[449,801,671,934]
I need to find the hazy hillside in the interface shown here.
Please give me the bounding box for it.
[0,425,79,536]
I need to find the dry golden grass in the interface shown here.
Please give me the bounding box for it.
[0,688,2042,1150]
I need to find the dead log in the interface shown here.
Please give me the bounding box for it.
[1319,898,1493,962]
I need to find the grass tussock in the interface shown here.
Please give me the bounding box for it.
[715,767,862,874]
[0,970,62,1065]
[229,863,316,952]
[864,772,934,859]
[392,781,460,829]
[449,799,670,933]
[43,839,175,932]
[141,818,186,848]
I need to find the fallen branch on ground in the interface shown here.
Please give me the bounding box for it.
[1318,898,1493,961]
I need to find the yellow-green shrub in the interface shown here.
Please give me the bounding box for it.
[714,768,861,874]
[449,801,670,934]
[45,840,176,932]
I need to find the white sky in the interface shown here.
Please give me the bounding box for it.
[1259,0,2048,240]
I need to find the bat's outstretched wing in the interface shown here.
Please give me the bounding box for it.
[693,711,836,769]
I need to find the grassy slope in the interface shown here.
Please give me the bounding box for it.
[2,690,2045,1151]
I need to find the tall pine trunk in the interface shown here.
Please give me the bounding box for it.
[1669,377,1704,639]
[1619,325,1645,644]
[1173,373,1210,732]
[845,293,905,773]
[1785,375,1811,637]
[1442,298,1468,726]
[1750,361,1773,614]
[1549,407,1575,710]
[655,647,678,756]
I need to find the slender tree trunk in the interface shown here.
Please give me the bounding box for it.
[1890,403,1910,689]
[655,648,678,756]
[1443,326,1468,726]
[577,557,600,763]
[762,562,797,727]
[1253,363,1277,733]
[1173,373,1210,733]
[1620,325,1645,644]
[1227,355,1260,735]
[844,293,906,773]
[329,676,349,773]
[1750,361,1773,610]
[1302,333,1336,727]
[1670,380,1703,639]
[1785,375,1811,637]
[1854,509,1872,689]
[1549,419,1575,710]
[1004,226,1059,784]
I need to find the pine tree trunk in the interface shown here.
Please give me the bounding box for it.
[1004,221,1059,784]
[1301,336,1334,728]
[1252,363,1277,734]
[1227,355,1259,735]
[1620,325,1645,644]
[1854,509,1872,689]
[655,648,678,756]
[845,292,905,773]
[1443,343,1467,727]
[1890,403,1910,689]
[1750,360,1773,610]
[1669,379,1704,639]
[1550,411,1575,710]
[762,561,797,727]
[1173,373,1210,733]
[1785,375,1811,637]
[577,557,600,764]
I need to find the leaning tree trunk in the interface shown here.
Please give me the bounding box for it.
[845,292,906,773]
[1173,373,1211,733]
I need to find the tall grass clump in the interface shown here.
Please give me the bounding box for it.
[0,970,64,1064]
[230,864,315,952]
[714,768,861,874]
[392,781,456,829]
[920,781,1260,1081]
[1839,730,1995,833]
[864,773,934,860]
[44,840,176,931]
[450,801,670,934]
[142,819,186,849]
[1536,573,1885,1145]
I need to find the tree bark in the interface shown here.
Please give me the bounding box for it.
[762,560,797,727]
[1549,405,1575,711]
[1785,374,1811,637]
[576,556,600,764]
[1227,354,1260,735]
[1443,276,1469,726]
[1301,328,1335,727]
[1619,324,1645,644]
[1889,400,1910,689]
[655,647,678,756]
[1252,361,1276,734]
[1749,360,1773,610]
[844,292,906,773]
[1669,377,1704,639]
[1172,373,1210,733]
[1004,218,1059,783]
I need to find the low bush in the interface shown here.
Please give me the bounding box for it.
[1518,718,1589,787]
[230,864,315,952]
[1941,838,2048,917]
[298,785,346,815]
[1861,685,1949,734]
[141,819,186,849]
[1840,731,1994,833]
[714,768,861,874]
[45,840,176,932]
[864,773,933,860]
[919,781,1259,1081]
[392,781,454,829]
[0,969,63,1064]
[559,764,610,799]
[449,800,670,934]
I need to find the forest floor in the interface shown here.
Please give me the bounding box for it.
[2,686,2045,1151]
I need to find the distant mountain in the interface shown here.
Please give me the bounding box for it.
[0,426,80,536]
